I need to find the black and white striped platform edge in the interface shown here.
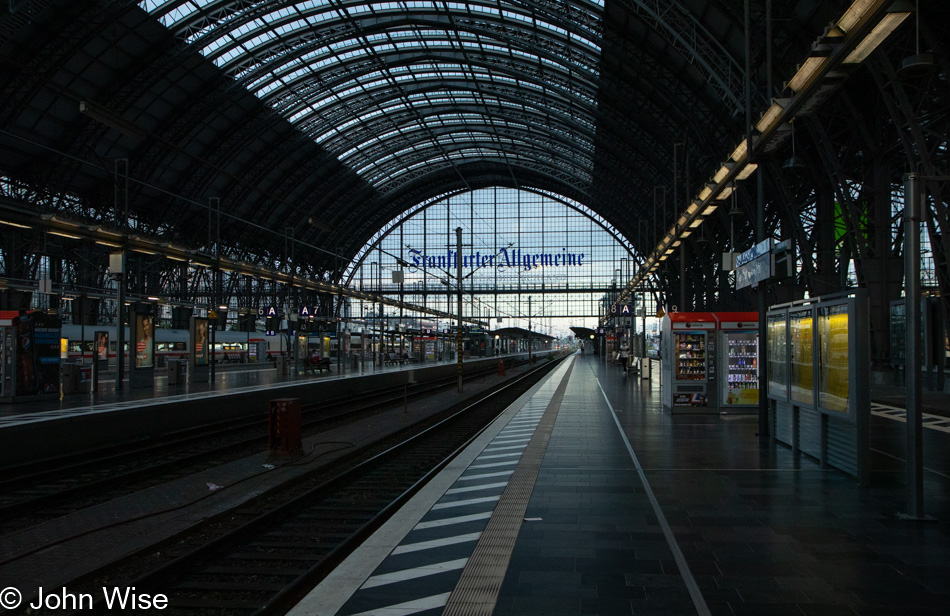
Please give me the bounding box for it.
[286,357,575,616]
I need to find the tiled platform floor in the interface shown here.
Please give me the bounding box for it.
[496,356,950,616]
[297,353,950,616]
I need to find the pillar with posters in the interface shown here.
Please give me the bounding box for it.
[190,316,210,383]
[129,303,155,389]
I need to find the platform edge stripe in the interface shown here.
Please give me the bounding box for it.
[456,471,515,481]
[431,496,500,510]
[391,533,483,555]
[444,482,510,495]
[442,357,576,616]
[467,461,519,470]
[594,374,712,616]
[360,558,470,589]
[413,511,493,529]
[343,591,453,616]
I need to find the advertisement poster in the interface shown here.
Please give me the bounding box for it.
[14,311,61,396]
[673,393,707,406]
[789,310,813,405]
[194,318,209,366]
[819,305,850,413]
[135,314,154,368]
[96,330,109,362]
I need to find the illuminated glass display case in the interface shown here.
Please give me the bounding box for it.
[789,309,815,407]
[818,304,850,413]
[767,313,788,400]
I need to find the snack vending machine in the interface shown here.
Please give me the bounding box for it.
[717,312,760,411]
[661,312,718,413]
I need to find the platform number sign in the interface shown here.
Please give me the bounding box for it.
[264,306,279,336]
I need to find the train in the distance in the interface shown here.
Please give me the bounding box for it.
[60,324,286,364]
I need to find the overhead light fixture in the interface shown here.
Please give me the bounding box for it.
[689,217,704,229]
[699,185,714,201]
[843,10,911,64]
[755,99,789,133]
[96,226,123,238]
[787,56,828,92]
[147,296,160,301]
[730,140,749,163]
[736,163,759,181]
[49,230,82,239]
[837,0,879,34]
[677,215,688,228]
[95,240,123,248]
[687,201,700,216]
[664,248,675,255]
[702,204,719,216]
[672,240,682,247]
[659,254,669,262]
[897,1,936,79]
[0,220,31,229]
[713,164,732,184]
[166,254,188,262]
[715,185,735,200]
[131,247,157,255]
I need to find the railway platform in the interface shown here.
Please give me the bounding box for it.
[0,355,543,609]
[293,353,950,616]
[0,353,528,466]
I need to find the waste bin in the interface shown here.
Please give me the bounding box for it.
[268,398,302,456]
[275,356,286,376]
[61,363,78,394]
[77,364,92,393]
[167,359,185,385]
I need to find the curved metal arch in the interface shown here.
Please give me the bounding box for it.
[306,80,596,146]
[341,185,637,287]
[341,120,592,176]
[259,50,598,128]
[319,98,594,158]
[244,29,601,101]
[280,64,596,138]
[614,0,745,110]
[362,140,592,190]
[186,3,602,76]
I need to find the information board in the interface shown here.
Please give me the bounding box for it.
[818,304,850,413]
[767,313,788,399]
[13,311,61,396]
[789,309,814,406]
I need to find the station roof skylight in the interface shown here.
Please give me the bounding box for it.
[139,0,604,191]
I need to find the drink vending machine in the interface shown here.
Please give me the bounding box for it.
[717,312,760,411]
[661,312,718,413]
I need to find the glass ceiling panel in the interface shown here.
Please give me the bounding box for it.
[140,1,604,191]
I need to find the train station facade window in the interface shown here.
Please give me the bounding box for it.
[344,187,636,337]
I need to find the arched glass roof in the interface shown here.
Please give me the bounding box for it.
[140,0,605,191]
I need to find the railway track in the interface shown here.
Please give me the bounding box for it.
[39,356,562,616]
[0,359,528,531]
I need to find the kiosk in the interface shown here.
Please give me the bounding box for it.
[661,312,717,412]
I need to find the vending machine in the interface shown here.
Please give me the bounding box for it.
[717,312,760,411]
[661,312,718,413]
